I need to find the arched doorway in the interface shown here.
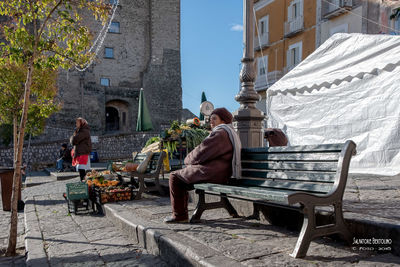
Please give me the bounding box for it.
[105,100,130,133]
[106,106,119,132]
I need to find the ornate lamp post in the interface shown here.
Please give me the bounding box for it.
[233,0,265,148]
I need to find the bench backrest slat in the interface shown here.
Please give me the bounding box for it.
[241,161,338,172]
[241,152,340,162]
[241,170,336,183]
[242,143,343,153]
[238,143,351,195]
[240,179,332,194]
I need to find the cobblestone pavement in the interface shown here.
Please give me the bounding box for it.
[3,171,400,266]
[105,193,400,266]
[2,172,167,267]
[344,173,400,223]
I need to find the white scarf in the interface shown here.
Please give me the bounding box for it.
[213,124,242,178]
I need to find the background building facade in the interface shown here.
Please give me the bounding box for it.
[254,0,317,113]
[254,0,400,114]
[39,0,182,142]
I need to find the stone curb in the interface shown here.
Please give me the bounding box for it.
[103,204,243,267]
[193,191,400,257]
[24,197,49,267]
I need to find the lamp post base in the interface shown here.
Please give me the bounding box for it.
[233,107,265,148]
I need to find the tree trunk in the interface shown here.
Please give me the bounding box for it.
[13,116,17,167]
[5,59,34,256]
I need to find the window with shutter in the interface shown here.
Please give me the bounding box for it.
[258,15,269,46]
[287,41,302,70]
[288,0,303,21]
[257,56,268,76]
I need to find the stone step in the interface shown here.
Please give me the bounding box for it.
[103,176,400,263]
[45,162,108,181]
[103,194,400,266]
[24,171,56,188]
[103,198,242,266]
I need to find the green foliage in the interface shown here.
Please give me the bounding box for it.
[0,124,12,146]
[169,120,180,131]
[0,61,60,137]
[0,0,110,69]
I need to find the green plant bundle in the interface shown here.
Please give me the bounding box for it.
[144,136,160,147]
[181,128,209,150]
[164,140,178,159]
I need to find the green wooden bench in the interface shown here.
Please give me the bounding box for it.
[190,141,357,258]
[120,151,166,199]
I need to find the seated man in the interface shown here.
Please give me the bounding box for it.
[164,108,241,223]
[56,144,72,172]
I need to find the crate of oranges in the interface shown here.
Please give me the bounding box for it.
[94,186,133,204]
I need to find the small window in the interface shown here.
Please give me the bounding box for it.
[288,0,303,21]
[104,47,114,58]
[100,78,110,87]
[109,22,120,33]
[286,41,302,70]
[257,56,268,76]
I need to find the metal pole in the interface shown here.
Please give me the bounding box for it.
[233,0,264,148]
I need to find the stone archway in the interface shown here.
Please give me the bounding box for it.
[105,100,130,133]
[106,106,119,132]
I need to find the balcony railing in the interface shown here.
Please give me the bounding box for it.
[323,0,353,19]
[284,16,304,37]
[254,33,269,51]
[255,71,283,91]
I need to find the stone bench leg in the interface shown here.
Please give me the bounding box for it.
[291,202,353,258]
[135,176,145,200]
[190,190,239,223]
[334,202,353,244]
[290,205,315,258]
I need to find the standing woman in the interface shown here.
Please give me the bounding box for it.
[70,117,92,181]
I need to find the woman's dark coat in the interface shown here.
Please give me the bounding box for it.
[71,125,92,157]
[174,128,233,184]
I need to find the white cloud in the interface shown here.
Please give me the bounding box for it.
[230,24,243,32]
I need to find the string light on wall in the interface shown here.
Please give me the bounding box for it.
[74,0,120,72]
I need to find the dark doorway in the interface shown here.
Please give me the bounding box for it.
[106,107,119,132]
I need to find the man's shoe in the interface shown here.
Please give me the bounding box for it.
[163,216,189,224]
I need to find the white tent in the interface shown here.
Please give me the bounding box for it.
[267,33,400,175]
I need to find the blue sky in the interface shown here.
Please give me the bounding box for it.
[181,0,244,116]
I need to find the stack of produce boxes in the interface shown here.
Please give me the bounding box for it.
[85,170,133,204]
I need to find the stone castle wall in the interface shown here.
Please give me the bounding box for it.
[0,132,157,169]
[39,0,181,141]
